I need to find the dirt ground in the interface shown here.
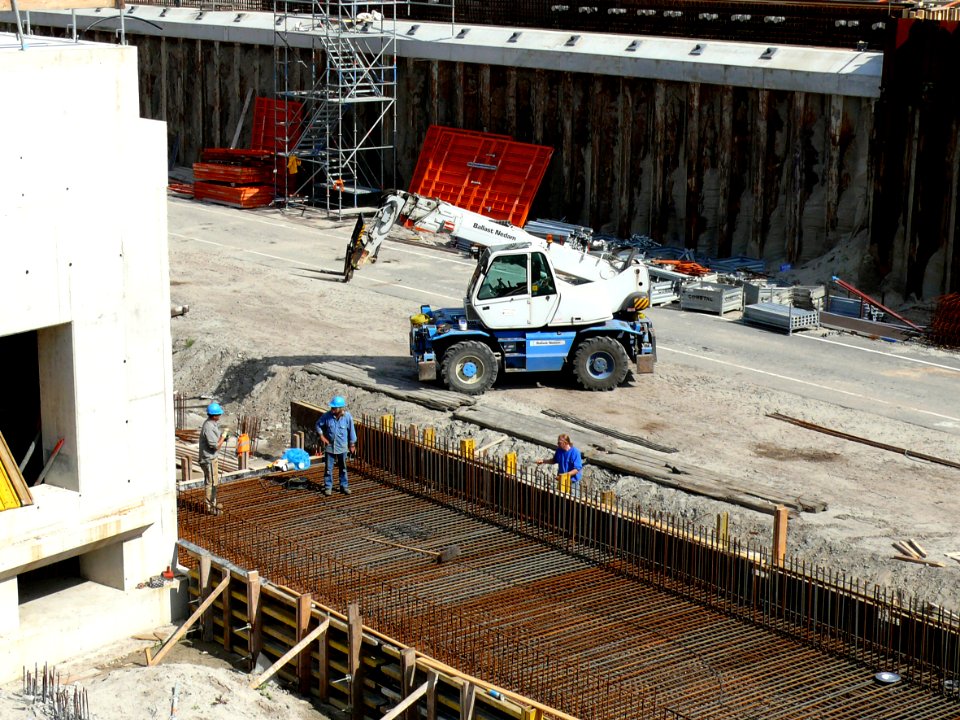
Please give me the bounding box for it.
[166,204,960,613]
[0,632,338,720]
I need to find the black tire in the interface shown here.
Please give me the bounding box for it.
[572,336,629,391]
[441,341,499,395]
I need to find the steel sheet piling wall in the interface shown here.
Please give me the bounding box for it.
[10,17,960,296]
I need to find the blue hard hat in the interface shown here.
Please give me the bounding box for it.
[329,395,346,408]
[206,402,224,416]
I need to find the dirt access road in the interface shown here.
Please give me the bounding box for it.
[167,195,960,613]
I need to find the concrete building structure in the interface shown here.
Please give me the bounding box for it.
[0,33,176,682]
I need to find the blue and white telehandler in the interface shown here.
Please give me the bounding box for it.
[344,190,656,395]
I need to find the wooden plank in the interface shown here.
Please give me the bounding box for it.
[0,0,116,9]
[222,571,233,652]
[317,608,330,701]
[0,460,20,510]
[0,430,33,507]
[400,647,417,720]
[425,670,439,720]
[199,554,214,642]
[381,679,429,720]
[246,570,262,671]
[348,603,363,720]
[893,541,920,559]
[772,506,788,566]
[296,594,313,694]
[768,413,960,471]
[454,406,825,515]
[893,555,945,568]
[147,574,230,666]
[907,539,928,558]
[305,362,474,411]
[461,681,476,719]
[249,617,329,689]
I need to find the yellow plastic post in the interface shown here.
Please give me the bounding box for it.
[504,452,517,476]
[380,414,394,433]
[716,511,729,545]
[422,427,436,446]
[557,472,572,494]
[460,438,476,457]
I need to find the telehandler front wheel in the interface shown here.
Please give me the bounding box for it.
[572,336,629,391]
[442,341,499,395]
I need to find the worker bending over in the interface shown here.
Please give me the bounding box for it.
[199,402,229,514]
[316,395,357,496]
[536,433,583,495]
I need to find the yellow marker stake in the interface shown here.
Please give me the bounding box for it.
[422,427,436,446]
[504,452,517,476]
[460,438,476,457]
[380,414,394,432]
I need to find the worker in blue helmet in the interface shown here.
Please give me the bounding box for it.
[315,395,357,496]
[199,402,229,514]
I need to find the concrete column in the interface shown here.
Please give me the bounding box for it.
[0,576,19,634]
[80,536,142,591]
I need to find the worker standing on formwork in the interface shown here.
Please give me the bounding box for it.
[199,402,229,514]
[315,396,357,496]
[536,433,583,496]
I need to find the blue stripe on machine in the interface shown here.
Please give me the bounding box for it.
[524,331,575,372]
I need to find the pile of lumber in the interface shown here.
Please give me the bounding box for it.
[892,538,944,567]
[192,149,275,209]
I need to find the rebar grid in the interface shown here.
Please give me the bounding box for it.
[177,419,960,719]
[21,663,90,720]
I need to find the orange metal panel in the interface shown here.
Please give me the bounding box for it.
[251,97,304,153]
[409,126,552,227]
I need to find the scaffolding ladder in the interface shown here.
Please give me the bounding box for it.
[273,0,398,218]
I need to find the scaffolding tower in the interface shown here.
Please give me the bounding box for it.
[273,0,398,218]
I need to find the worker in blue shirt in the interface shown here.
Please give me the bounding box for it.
[536,433,583,494]
[315,395,357,496]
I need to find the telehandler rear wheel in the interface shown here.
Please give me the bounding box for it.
[573,336,629,391]
[442,341,499,395]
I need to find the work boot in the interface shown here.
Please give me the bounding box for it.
[323,487,333,496]
[340,485,351,496]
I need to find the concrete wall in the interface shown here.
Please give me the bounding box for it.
[0,35,177,681]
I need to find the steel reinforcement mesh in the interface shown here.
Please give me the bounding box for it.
[178,419,960,719]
